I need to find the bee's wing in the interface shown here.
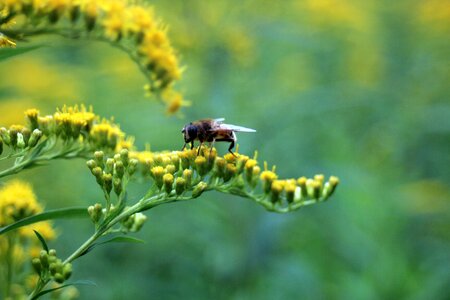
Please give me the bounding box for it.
[213,118,225,123]
[219,123,256,132]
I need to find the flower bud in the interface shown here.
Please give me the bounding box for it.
[21,128,31,146]
[128,158,138,175]
[49,262,58,275]
[261,171,278,194]
[270,180,284,203]
[285,182,296,203]
[105,158,115,173]
[48,249,57,257]
[63,263,72,280]
[297,177,307,199]
[306,179,321,200]
[192,181,207,198]
[170,155,180,170]
[88,203,103,223]
[131,213,147,232]
[214,158,226,178]
[92,167,103,185]
[28,129,42,147]
[32,257,42,274]
[114,160,125,178]
[224,164,237,182]
[113,178,122,195]
[163,163,175,175]
[175,177,186,195]
[151,166,165,189]
[103,173,113,195]
[163,173,174,194]
[120,149,129,167]
[194,156,208,177]
[323,176,339,198]
[0,128,10,145]
[54,273,65,284]
[25,109,40,130]
[40,250,49,267]
[16,132,25,148]
[182,169,192,187]
[179,151,190,169]
[86,159,97,170]
[94,151,104,168]
[244,159,257,183]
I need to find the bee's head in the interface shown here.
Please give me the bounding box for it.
[181,123,197,142]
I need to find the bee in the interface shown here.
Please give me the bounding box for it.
[181,118,256,156]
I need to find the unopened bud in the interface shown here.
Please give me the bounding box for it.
[0,128,10,145]
[16,132,25,148]
[28,129,42,147]
[114,160,125,178]
[54,273,65,283]
[21,128,31,146]
[105,158,115,173]
[270,180,284,204]
[103,173,113,195]
[39,250,49,267]
[192,181,207,198]
[175,177,186,195]
[165,164,176,175]
[63,263,72,280]
[195,156,208,177]
[120,149,129,167]
[163,173,174,194]
[151,166,165,189]
[128,158,138,175]
[86,159,97,170]
[323,176,339,198]
[113,178,122,195]
[224,164,237,182]
[94,151,104,168]
[182,169,192,187]
[32,257,42,274]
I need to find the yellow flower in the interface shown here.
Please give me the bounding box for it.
[0,33,16,48]
[0,180,41,226]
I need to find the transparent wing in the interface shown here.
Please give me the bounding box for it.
[213,118,225,123]
[219,123,256,132]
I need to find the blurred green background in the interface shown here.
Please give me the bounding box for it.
[1,0,449,299]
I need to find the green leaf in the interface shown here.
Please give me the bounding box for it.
[97,236,146,246]
[0,45,42,61]
[33,230,49,252]
[31,280,96,300]
[0,207,88,235]
[77,236,145,258]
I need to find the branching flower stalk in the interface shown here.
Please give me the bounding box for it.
[0,105,132,179]
[0,106,339,299]
[0,0,186,113]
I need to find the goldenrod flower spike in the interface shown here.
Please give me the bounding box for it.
[0,0,185,112]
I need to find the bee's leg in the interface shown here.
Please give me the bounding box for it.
[190,141,194,150]
[197,142,203,155]
[228,139,236,157]
[181,143,187,151]
[210,138,216,155]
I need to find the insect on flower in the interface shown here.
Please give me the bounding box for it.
[181,118,256,156]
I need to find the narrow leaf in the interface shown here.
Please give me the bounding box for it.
[0,207,88,235]
[31,280,96,300]
[33,230,49,252]
[97,236,146,246]
[77,236,145,258]
[0,45,43,61]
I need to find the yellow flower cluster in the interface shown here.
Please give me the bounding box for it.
[0,105,131,154]
[127,146,339,209]
[0,180,55,263]
[0,0,184,112]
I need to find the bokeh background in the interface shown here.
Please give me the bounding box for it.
[1,0,449,299]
